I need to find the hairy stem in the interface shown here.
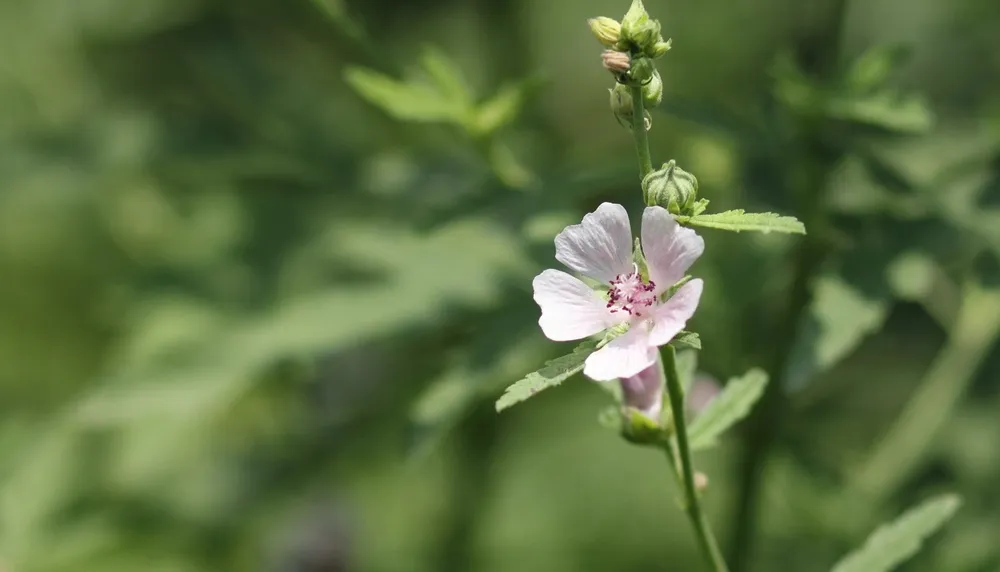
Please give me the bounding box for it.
[663,347,731,572]
[629,84,654,187]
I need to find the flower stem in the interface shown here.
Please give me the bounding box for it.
[628,84,654,187]
[663,346,731,572]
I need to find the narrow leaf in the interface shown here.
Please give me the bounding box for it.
[678,210,806,234]
[495,340,598,412]
[344,67,460,123]
[830,494,961,572]
[688,368,769,450]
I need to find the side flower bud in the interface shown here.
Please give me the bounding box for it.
[619,361,664,421]
[628,56,655,84]
[588,17,621,48]
[642,69,663,108]
[642,160,699,213]
[610,83,652,131]
[648,38,672,58]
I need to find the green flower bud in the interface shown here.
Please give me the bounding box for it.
[642,160,699,213]
[628,56,655,84]
[620,0,663,54]
[621,406,669,446]
[609,84,652,131]
[588,17,621,48]
[642,69,663,108]
[648,39,672,59]
[621,0,649,37]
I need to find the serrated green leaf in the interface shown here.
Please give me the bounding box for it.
[785,274,889,391]
[677,210,806,234]
[495,340,599,412]
[344,67,461,123]
[830,494,961,572]
[688,368,768,450]
[670,330,701,350]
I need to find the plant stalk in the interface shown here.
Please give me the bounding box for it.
[663,347,731,572]
[629,84,654,187]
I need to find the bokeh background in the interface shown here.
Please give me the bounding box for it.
[2,0,1000,570]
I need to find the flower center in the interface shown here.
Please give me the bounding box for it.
[607,267,656,317]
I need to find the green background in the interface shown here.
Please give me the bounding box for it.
[1,0,999,570]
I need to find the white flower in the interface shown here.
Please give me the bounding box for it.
[532,202,704,381]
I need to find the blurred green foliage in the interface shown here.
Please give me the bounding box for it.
[1,0,1000,570]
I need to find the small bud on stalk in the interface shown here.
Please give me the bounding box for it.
[642,160,699,213]
[609,83,652,131]
[589,17,622,48]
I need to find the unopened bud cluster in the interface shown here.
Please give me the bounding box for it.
[588,0,671,130]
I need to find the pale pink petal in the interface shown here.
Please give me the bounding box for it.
[648,279,703,346]
[583,326,657,381]
[555,203,634,284]
[641,207,704,293]
[533,269,618,341]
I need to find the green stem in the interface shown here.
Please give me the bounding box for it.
[663,347,731,572]
[629,84,654,187]
[854,282,1000,498]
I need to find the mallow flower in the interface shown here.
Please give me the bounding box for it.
[532,202,704,381]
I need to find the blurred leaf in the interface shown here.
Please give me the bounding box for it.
[310,0,365,41]
[488,139,538,190]
[845,45,910,93]
[470,76,542,137]
[688,368,768,451]
[0,424,80,563]
[785,274,889,390]
[670,331,701,351]
[827,92,933,134]
[419,46,473,112]
[887,252,936,302]
[408,333,543,457]
[676,210,806,234]
[344,67,462,123]
[657,98,759,143]
[495,340,599,412]
[829,494,961,572]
